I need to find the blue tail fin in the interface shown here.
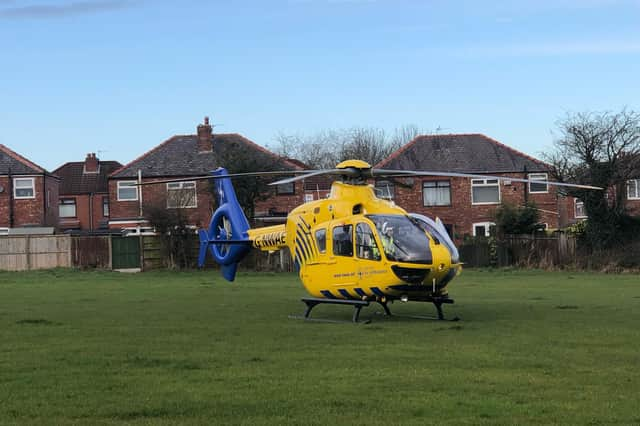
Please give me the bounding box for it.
[198,168,251,281]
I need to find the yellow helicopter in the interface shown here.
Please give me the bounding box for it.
[201,159,463,322]
[149,159,601,322]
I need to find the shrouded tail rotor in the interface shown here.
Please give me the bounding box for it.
[198,168,251,281]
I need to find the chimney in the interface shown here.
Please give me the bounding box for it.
[84,153,99,173]
[197,116,213,153]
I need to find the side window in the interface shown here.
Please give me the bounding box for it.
[315,229,327,253]
[356,223,381,261]
[332,225,353,257]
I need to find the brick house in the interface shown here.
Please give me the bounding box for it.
[0,144,59,229]
[52,154,122,232]
[108,117,306,230]
[375,134,561,240]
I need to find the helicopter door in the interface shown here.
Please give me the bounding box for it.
[354,222,386,290]
[355,222,381,261]
[327,223,359,290]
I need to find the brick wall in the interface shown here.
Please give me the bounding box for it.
[0,175,58,228]
[389,174,560,240]
[109,178,216,228]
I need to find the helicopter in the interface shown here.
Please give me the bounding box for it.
[145,159,602,322]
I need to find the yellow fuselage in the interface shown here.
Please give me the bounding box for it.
[248,181,461,301]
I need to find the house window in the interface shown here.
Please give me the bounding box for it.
[473,222,496,237]
[117,181,138,201]
[375,180,395,200]
[14,177,35,199]
[167,181,197,208]
[332,224,353,257]
[276,178,295,195]
[59,198,77,218]
[423,180,451,206]
[528,173,548,193]
[575,200,587,218]
[471,179,500,204]
[102,196,109,217]
[315,229,326,253]
[627,179,640,200]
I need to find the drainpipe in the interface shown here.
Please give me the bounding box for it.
[8,169,14,228]
[138,169,143,217]
[42,175,47,225]
[89,192,94,232]
[523,165,528,204]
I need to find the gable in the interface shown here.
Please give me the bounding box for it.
[0,144,46,175]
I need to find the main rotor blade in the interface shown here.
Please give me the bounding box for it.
[269,169,343,186]
[373,169,603,190]
[136,170,316,186]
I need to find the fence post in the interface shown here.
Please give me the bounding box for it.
[25,235,31,271]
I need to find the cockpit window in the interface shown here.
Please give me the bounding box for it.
[356,223,381,261]
[332,225,353,257]
[367,215,432,264]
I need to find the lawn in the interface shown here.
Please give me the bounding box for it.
[1,268,639,425]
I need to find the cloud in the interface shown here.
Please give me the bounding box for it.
[0,1,134,19]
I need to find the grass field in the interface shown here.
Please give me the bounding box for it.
[1,268,639,425]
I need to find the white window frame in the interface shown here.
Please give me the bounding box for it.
[575,199,587,218]
[471,178,500,205]
[117,181,138,201]
[13,177,35,199]
[528,173,549,194]
[627,179,640,200]
[102,196,110,217]
[472,222,496,237]
[423,180,451,207]
[59,198,77,218]
[166,181,197,209]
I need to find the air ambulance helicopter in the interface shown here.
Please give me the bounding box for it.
[145,159,601,323]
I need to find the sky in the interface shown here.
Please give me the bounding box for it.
[1,0,639,171]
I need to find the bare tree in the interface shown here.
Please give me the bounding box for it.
[271,124,421,169]
[544,108,640,248]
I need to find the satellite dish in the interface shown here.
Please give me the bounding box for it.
[0,185,4,193]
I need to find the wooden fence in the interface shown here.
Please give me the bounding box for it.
[459,233,577,268]
[1,232,579,272]
[71,236,111,269]
[0,235,71,271]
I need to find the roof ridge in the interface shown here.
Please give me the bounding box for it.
[226,133,305,170]
[478,134,549,168]
[110,135,183,177]
[0,143,46,173]
[376,133,548,169]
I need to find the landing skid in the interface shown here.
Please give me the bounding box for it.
[378,297,459,322]
[290,296,458,323]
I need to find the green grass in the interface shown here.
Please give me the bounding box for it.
[1,268,639,425]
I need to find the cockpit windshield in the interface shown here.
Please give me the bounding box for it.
[366,214,432,264]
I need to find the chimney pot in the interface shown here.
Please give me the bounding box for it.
[197,116,213,153]
[84,152,99,173]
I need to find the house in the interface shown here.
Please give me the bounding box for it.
[53,154,122,232]
[375,134,560,240]
[0,144,59,230]
[108,117,306,230]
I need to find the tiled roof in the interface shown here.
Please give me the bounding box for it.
[111,133,299,178]
[376,134,548,173]
[0,144,47,175]
[53,160,122,195]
